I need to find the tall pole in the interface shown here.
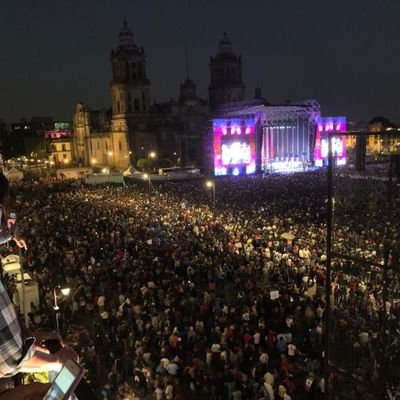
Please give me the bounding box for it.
[19,249,29,329]
[324,133,333,398]
[53,287,60,333]
[380,155,394,397]
[185,43,189,80]
[212,184,216,207]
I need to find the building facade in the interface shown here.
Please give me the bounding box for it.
[71,20,209,171]
[208,33,245,112]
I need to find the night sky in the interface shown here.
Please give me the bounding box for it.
[1,0,399,123]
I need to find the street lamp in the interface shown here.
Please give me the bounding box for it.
[143,173,152,192]
[107,150,114,169]
[206,180,216,207]
[53,286,70,333]
[149,151,157,173]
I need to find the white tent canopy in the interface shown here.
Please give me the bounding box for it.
[123,165,141,176]
[4,167,24,182]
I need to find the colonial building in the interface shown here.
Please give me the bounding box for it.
[208,32,245,111]
[71,20,209,171]
[368,117,400,155]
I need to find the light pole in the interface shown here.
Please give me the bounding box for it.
[128,151,132,165]
[143,173,152,193]
[53,286,70,333]
[149,151,156,173]
[206,180,216,207]
[107,151,114,170]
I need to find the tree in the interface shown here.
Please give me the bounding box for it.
[136,158,151,171]
[369,116,395,128]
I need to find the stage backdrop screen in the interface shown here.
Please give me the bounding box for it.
[213,118,256,176]
[314,116,347,166]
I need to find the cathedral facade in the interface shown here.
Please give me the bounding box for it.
[71,21,246,171]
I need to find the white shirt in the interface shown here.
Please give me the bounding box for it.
[165,384,173,400]
[154,388,164,400]
[288,343,297,356]
[359,331,369,345]
[232,390,242,400]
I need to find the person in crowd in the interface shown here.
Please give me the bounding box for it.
[0,174,77,400]
[0,165,396,399]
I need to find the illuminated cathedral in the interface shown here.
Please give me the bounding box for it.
[71,21,246,171]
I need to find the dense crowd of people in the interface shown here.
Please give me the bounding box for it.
[2,167,400,399]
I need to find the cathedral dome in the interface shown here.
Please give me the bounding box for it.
[218,32,233,55]
[181,78,196,89]
[118,19,136,50]
[180,78,197,103]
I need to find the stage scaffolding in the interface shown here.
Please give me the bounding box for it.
[203,99,321,175]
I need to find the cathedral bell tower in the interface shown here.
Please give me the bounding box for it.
[110,19,151,169]
[208,33,245,112]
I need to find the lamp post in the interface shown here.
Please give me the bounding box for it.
[107,150,114,170]
[143,173,152,193]
[53,286,70,333]
[149,151,156,173]
[206,180,216,207]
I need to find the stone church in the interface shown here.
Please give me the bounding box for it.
[72,21,246,171]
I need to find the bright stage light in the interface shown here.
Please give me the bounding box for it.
[246,164,256,174]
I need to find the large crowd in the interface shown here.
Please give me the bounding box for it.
[3,167,400,400]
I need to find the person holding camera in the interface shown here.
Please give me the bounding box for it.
[0,174,77,399]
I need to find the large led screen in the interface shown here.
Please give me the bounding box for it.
[314,116,347,166]
[213,118,256,176]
